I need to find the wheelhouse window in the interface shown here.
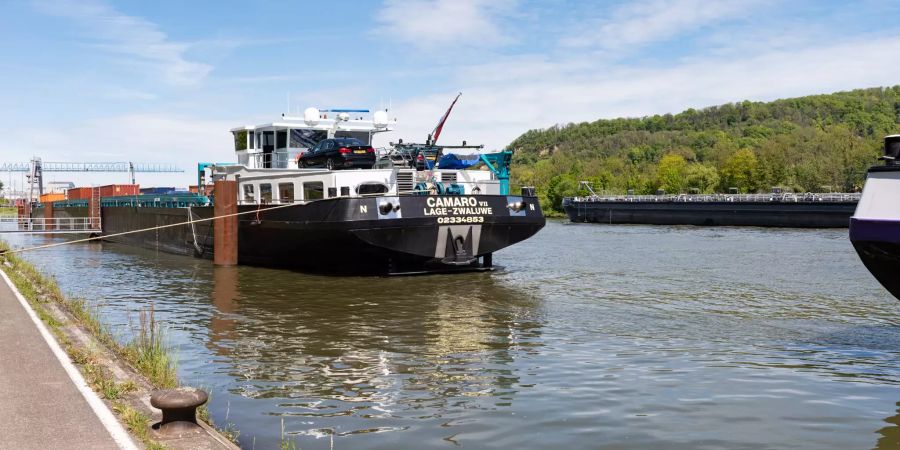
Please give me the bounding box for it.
[276,130,288,149]
[279,183,294,203]
[233,130,248,151]
[260,183,273,203]
[243,184,255,203]
[290,129,326,148]
[304,182,324,200]
[262,131,275,152]
[248,131,255,149]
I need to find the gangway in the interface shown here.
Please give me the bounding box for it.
[0,217,101,234]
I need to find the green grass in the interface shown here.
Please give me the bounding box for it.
[113,403,167,450]
[280,418,299,450]
[123,306,178,389]
[0,206,16,217]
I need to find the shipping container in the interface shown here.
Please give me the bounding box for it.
[66,187,94,200]
[99,184,140,197]
[140,187,176,195]
[39,193,66,203]
[189,185,215,196]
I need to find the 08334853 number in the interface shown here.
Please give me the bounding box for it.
[437,216,484,224]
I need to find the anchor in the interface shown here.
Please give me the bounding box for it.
[442,226,477,265]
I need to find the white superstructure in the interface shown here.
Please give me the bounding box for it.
[230,108,394,170]
[215,108,501,204]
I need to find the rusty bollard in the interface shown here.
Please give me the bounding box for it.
[151,387,208,435]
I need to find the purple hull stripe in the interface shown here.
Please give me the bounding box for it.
[849,218,900,244]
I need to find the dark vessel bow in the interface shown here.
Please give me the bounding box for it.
[850,134,900,299]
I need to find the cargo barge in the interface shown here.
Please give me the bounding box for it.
[562,192,859,228]
[29,107,545,274]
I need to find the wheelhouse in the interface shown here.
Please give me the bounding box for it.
[230,108,394,169]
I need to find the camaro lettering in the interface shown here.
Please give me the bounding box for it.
[423,197,492,216]
[426,196,479,208]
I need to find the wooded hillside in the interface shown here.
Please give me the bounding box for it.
[509,87,900,212]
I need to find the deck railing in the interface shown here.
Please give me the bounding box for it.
[0,217,101,233]
[567,193,861,204]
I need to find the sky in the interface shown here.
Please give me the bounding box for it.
[1,0,900,189]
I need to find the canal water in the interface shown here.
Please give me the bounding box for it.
[4,221,900,449]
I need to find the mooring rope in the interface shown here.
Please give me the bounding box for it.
[0,201,303,256]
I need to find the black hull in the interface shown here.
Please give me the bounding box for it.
[563,200,855,228]
[849,217,900,300]
[48,195,545,275]
[851,241,900,299]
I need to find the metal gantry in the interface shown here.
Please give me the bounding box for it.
[1,157,183,201]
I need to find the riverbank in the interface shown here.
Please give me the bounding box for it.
[0,240,239,449]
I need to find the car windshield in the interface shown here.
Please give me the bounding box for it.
[334,138,364,146]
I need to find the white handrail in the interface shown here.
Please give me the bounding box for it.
[0,217,101,232]
[567,193,862,203]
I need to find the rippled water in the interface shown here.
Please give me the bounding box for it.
[4,221,900,449]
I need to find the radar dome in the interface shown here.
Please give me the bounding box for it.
[303,107,320,126]
[373,110,389,128]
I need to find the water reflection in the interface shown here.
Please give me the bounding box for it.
[204,267,544,442]
[877,402,900,449]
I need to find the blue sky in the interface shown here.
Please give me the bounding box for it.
[1,0,900,189]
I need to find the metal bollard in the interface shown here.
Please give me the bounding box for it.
[150,387,208,435]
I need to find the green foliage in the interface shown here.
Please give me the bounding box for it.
[508,86,896,207]
[720,149,759,193]
[545,174,580,212]
[685,164,720,194]
[657,153,687,194]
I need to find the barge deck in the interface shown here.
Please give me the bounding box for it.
[563,193,859,228]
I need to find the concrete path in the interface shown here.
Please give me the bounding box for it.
[0,269,135,450]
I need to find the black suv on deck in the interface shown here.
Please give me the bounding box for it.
[298,138,376,170]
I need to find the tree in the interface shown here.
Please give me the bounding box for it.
[720,149,759,193]
[685,164,720,193]
[657,153,687,194]
[545,174,580,212]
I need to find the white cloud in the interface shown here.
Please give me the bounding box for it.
[562,0,764,50]
[384,34,900,151]
[374,0,516,48]
[32,0,212,85]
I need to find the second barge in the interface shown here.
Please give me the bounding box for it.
[562,193,859,228]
